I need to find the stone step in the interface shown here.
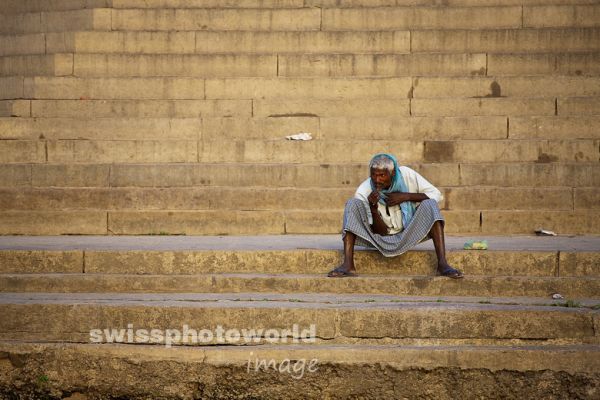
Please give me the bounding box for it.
[0,54,74,77]
[488,52,600,76]
[9,115,596,141]
[0,117,203,140]
[76,53,484,78]
[2,0,110,14]
[281,52,600,77]
[411,76,600,98]
[0,293,597,343]
[2,273,600,298]
[559,96,600,115]
[10,5,598,34]
[1,235,597,275]
[0,97,600,119]
[0,9,111,35]
[1,208,598,234]
[110,0,600,8]
[12,29,600,57]
[1,186,594,211]
[1,138,596,164]
[4,52,600,79]
[1,341,598,399]
[0,115,510,140]
[413,28,600,53]
[19,76,420,100]
[111,6,519,31]
[1,99,253,118]
[5,115,498,141]
[326,5,600,30]
[524,4,600,28]
[42,31,409,55]
[0,8,320,34]
[410,98,556,117]
[111,8,321,31]
[2,162,596,188]
[0,76,600,100]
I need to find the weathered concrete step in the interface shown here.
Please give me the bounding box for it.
[1,342,598,400]
[111,6,524,31]
[0,116,510,140]
[110,0,600,8]
[0,54,74,77]
[282,52,600,78]
[13,5,597,34]
[2,0,110,14]
[1,99,253,118]
[2,208,590,235]
[76,53,486,78]
[41,31,409,55]
[3,99,559,119]
[0,162,443,188]
[2,273,600,298]
[559,96,600,115]
[2,162,598,190]
[18,76,413,100]
[410,76,600,98]
[4,76,600,100]
[3,29,600,57]
[413,28,600,53]
[0,117,203,140]
[111,8,322,31]
[488,52,600,76]
[1,186,595,212]
[2,138,597,164]
[328,5,600,30]
[1,244,598,277]
[2,162,596,188]
[0,53,280,78]
[1,8,321,34]
[0,293,597,342]
[0,9,111,34]
[409,99,555,117]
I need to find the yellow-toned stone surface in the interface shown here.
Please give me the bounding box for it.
[30,99,252,118]
[73,54,277,78]
[0,211,107,234]
[111,8,321,31]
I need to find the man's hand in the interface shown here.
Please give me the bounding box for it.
[367,190,380,207]
[385,192,411,206]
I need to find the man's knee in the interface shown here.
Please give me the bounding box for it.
[345,198,365,211]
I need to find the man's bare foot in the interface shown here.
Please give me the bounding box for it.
[437,263,464,279]
[327,263,357,277]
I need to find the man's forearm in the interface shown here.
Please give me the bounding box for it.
[369,204,389,235]
[402,193,430,202]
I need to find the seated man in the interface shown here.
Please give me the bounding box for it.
[327,153,464,279]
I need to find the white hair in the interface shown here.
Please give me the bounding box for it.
[369,155,394,173]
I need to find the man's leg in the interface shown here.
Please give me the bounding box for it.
[429,220,463,279]
[327,231,357,277]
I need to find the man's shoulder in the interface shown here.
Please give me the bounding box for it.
[355,178,371,197]
[399,165,418,175]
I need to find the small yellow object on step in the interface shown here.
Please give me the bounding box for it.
[464,240,488,250]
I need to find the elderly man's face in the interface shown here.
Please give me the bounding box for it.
[371,168,393,190]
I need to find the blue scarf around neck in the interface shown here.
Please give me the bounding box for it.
[369,153,416,228]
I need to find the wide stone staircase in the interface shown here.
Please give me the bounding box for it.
[0,0,599,398]
[1,0,599,235]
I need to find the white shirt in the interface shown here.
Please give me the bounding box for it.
[354,166,443,235]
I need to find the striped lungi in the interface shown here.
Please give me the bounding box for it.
[342,198,444,257]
